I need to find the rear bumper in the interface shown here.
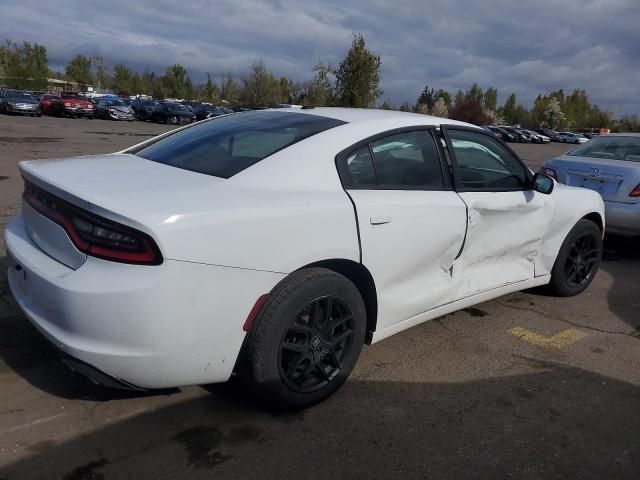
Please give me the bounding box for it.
[604,200,640,236]
[5,214,285,388]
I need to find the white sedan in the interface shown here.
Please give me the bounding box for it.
[5,108,604,409]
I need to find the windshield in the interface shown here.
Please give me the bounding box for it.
[568,136,640,162]
[60,92,85,100]
[133,111,346,178]
[6,90,34,101]
[108,99,126,106]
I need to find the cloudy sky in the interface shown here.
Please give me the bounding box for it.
[1,0,638,114]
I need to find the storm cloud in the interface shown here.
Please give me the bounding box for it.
[1,0,638,114]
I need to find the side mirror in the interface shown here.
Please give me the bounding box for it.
[532,172,555,194]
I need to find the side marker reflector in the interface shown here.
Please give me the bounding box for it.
[243,294,268,332]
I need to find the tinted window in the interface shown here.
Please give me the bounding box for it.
[134,111,346,178]
[449,129,527,189]
[370,131,444,187]
[345,146,376,186]
[569,135,640,162]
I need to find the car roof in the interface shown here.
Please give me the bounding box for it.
[278,107,474,129]
[602,133,640,137]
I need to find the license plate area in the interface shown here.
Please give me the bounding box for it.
[7,253,32,302]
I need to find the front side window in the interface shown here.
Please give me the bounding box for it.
[133,111,346,178]
[448,129,528,190]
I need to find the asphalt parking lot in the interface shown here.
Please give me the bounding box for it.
[1,115,639,479]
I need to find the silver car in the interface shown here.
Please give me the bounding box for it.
[542,133,640,236]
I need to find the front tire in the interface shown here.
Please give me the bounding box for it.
[548,219,602,296]
[244,268,366,410]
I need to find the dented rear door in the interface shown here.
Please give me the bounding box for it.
[442,126,554,300]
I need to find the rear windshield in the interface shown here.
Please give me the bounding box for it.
[569,136,640,162]
[133,111,346,178]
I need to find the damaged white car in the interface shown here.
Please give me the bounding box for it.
[5,108,604,409]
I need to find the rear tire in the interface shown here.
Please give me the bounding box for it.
[547,219,602,297]
[243,267,366,410]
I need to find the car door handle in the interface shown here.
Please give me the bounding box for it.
[370,215,392,225]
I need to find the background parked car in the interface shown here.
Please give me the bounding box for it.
[151,102,195,124]
[524,129,551,143]
[559,132,589,144]
[94,98,135,121]
[535,128,560,142]
[0,89,41,116]
[485,125,517,142]
[541,133,640,236]
[193,104,232,121]
[38,94,61,115]
[56,91,94,118]
[502,127,530,143]
[131,98,157,121]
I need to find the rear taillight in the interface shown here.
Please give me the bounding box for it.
[23,181,162,265]
[539,167,558,180]
[630,183,640,197]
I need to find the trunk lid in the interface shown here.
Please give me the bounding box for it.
[549,154,640,204]
[19,154,224,268]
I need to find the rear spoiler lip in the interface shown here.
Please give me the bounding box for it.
[17,163,161,247]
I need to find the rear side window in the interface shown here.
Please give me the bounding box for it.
[371,131,444,187]
[342,130,445,189]
[133,111,346,178]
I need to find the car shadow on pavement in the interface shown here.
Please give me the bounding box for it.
[1,361,640,480]
[601,235,640,331]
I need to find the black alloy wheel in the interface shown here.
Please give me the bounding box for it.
[548,219,602,297]
[564,233,599,289]
[243,267,366,410]
[278,296,354,393]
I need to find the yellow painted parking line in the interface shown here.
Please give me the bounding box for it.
[509,326,588,348]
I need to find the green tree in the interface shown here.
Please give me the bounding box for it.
[379,99,394,110]
[465,83,484,104]
[399,101,412,112]
[204,72,221,102]
[163,64,188,98]
[65,54,92,89]
[92,55,110,91]
[112,63,134,95]
[431,97,449,118]
[501,93,517,124]
[416,84,436,110]
[2,39,49,90]
[541,98,567,130]
[483,87,498,111]
[241,59,280,105]
[434,89,451,106]
[334,33,382,108]
[453,89,464,107]
[221,73,240,103]
[305,61,334,106]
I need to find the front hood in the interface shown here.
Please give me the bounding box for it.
[19,154,225,248]
[9,99,37,105]
[110,106,133,114]
[63,100,91,107]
